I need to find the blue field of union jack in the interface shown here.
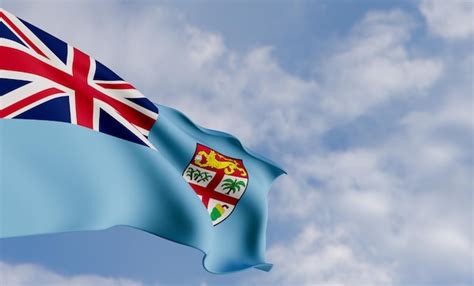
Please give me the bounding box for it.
[0,9,159,148]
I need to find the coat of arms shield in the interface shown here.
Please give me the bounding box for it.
[182,144,248,226]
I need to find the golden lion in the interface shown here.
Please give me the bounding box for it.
[194,150,247,177]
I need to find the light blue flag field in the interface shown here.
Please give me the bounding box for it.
[0,9,284,273]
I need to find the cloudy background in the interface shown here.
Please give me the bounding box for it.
[0,0,472,285]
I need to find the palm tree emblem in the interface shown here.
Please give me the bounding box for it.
[221,178,246,195]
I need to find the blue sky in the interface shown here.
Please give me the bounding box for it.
[1,0,473,285]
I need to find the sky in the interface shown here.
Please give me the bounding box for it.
[0,0,473,285]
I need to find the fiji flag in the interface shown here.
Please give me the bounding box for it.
[0,9,284,273]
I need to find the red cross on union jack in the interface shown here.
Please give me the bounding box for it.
[0,9,159,148]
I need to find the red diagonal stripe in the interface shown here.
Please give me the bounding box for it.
[0,11,48,58]
[0,47,156,130]
[0,87,64,118]
[97,83,135,89]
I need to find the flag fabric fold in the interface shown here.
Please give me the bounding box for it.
[0,8,284,273]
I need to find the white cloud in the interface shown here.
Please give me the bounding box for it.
[2,2,472,285]
[319,10,442,120]
[4,2,320,150]
[263,112,472,284]
[420,0,474,39]
[255,8,472,286]
[3,3,442,151]
[0,261,145,286]
[251,225,393,286]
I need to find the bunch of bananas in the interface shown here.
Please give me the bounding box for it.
[210,203,229,221]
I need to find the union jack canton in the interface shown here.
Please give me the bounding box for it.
[0,9,159,148]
